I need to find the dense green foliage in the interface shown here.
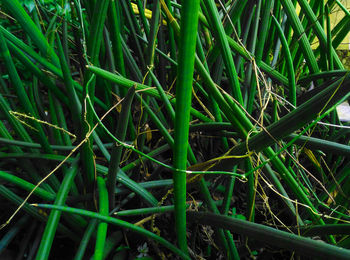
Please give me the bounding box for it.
[0,0,349,259]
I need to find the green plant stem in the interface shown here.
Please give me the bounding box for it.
[172,1,200,254]
[94,177,109,260]
[107,86,135,209]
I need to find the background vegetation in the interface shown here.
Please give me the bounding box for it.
[0,0,350,259]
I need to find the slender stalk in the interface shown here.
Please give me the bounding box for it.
[107,86,135,208]
[74,219,98,260]
[272,16,296,106]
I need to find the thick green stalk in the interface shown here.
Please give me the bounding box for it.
[94,177,109,260]
[173,0,200,254]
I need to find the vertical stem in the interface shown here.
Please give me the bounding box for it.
[173,0,200,255]
[107,86,135,209]
[94,177,109,260]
